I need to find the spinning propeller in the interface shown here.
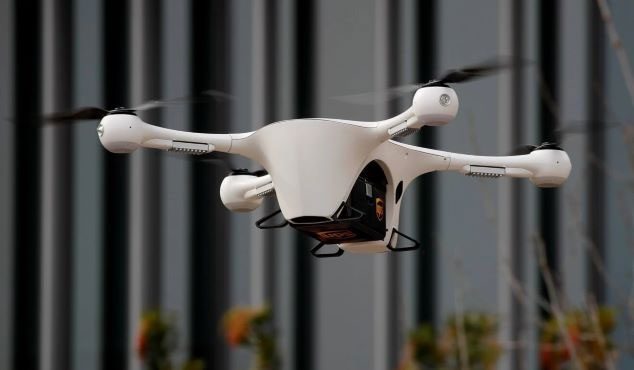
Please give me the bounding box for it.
[229,168,269,177]
[42,89,264,173]
[43,90,232,122]
[510,142,563,155]
[334,58,517,104]
[508,120,634,156]
[555,120,634,134]
[168,150,267,177]
[422,59,512,86]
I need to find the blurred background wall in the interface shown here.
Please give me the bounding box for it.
[0,0,633,370]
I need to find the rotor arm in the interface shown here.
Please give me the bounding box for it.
[390,142,571,188]
[374,108,419,141]
[139,124,231,152]
[429,147,572,187]
[374,85,460,142]
[98,113,254,155]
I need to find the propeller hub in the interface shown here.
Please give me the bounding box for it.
[535,142,563,151]
[230,168,251,175]
[421,80,450,88]
[108,107,137,115]
[229,168,268,177]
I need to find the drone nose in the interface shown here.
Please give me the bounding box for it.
[97,114,144,153]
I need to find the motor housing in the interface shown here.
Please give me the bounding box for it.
[98,113,144,153]
[220,174,265,212]
[528,149,571,188]
[411,86,459,126]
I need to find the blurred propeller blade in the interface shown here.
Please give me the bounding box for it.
[228,168,269,177]
[508,141,562,156]
[334,57,524,105]
[332,84,420,105]
[43,89,233,124]
[535,142,563,150]
[555,120,630,135]
[44,107,109,122]
[436,58,513,84]
[167,151,268,178]
[131,100,171,112]
[202,89,234,101]
[509,144,537,155]
[165,150,235,172]
[132,91,232,111]
[193,153,233,170]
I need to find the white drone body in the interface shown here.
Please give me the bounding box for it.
[97,86,571,256]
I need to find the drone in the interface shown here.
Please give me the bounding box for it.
[47,61,571,257]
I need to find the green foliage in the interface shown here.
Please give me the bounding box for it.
[539,306,617,370]
[222,305,280,370]
[399,312,501,370]
[136,310,204,370]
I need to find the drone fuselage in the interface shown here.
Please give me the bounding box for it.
[96,86,572,254]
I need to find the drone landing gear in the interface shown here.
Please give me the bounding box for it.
[256,204,419,257]
[386,228,420,252]
[311,227,420,258]
[255,209,288,229]
[310,242,345,258]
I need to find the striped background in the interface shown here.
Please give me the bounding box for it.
[0,0,633,370]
